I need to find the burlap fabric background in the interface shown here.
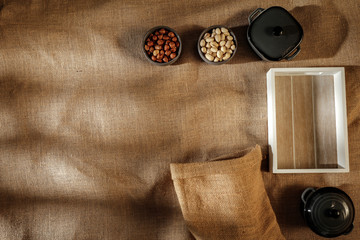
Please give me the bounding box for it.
[0,0,359,239]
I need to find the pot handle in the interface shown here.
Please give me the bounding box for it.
[301,188,316,204]
[285,46,301,60]
[248,8,264,24]
[343,224,354,235]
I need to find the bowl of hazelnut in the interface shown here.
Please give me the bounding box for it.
[143,26,182,65]
[198,25,237,65]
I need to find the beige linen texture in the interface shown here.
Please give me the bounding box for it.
[171,145,285,240]
[1,0,360,239]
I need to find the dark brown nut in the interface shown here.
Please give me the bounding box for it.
[157,54,164,60]
[159,28,166,34]
[149,47,154,53]
[164,45,170,51]
[170,47,177,52]
[151,56,157,61]
[146,38,151,42]
[160,50,164,55]
[157,59,163,63]
[165,40,170,45]
[157,40,164,45]
[163,56,169,62]
[169,42,175,48]
[168,32,175,37]
[176,41,180,47]
[158,34,163,40]
[170,53,176,59]
[149,33,154,37]
[147,41,154,47]
[172,37,177,42]
[155,31,160,36]
[163,35,170,40]
[144,45,149,51]
[152,35,158,41]
[155,45,162,50]
[165,50,171,56]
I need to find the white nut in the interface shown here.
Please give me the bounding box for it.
[200,39,206,47]
[211,51,217,57]
[228,49,233,54]
[210,41,218,47]
[221,46,227,53]
[215,34,221,42]
[221,33,225,41]
[231,45,236,50]
[219,40,226,46]
[206,49,212,54]
[211,32,215,37]
[217,50,223,58]
[210,47,218,52]
[224,31,230,36]
[205,53,214,61]
[204,33,210,39]
[227,35,233,41]
[221,27,228,33]
[201,47,207,53]
[215,28,221,35]
[214,57,219,63]
[205,37,214,43]
[225,40,232,48]
[223,52,231,60]
[212,29,216,33]
[206,42,210,48]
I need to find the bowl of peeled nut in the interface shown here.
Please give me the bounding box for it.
[143,26,182,65]
[198,25,237,64]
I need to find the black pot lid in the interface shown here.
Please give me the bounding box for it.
[248,6,303,61]
[304,187,355,237]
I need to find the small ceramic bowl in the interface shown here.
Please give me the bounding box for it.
[197,25,237,65]
[142,26,182,66]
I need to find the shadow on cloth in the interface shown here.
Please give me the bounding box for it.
[290,4,348,60]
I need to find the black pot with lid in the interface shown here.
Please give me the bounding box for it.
[301,187,355,238]
[247,6,303,61]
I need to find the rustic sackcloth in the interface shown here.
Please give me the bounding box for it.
[0,0,360,239]
[171,145,285,240]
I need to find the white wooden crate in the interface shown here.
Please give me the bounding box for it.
[267,67,349,173]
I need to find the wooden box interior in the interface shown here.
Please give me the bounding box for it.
[274,74,341,169]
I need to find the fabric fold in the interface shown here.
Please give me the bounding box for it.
[170,145,285,240]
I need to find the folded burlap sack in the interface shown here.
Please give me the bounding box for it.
[170,145,285,240]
